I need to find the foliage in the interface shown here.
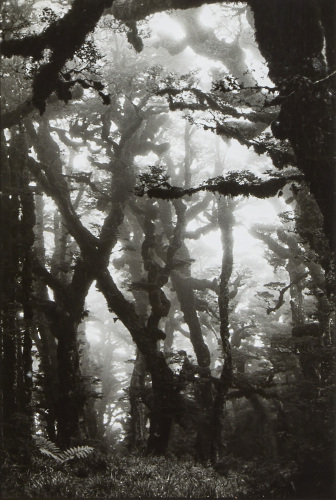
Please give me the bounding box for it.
[33,436,94,463]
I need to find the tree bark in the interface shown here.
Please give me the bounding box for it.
[33,195,58,440]
[250,0,336,257]
[128,350,148,450]
[17,132,35,443]
[56,324,83,447]
[1,134,19,438]
[95,264,179,455]
[212,196,234,462]
[109,0,241,22]
[0,130,36,456]
[158,194,214,461]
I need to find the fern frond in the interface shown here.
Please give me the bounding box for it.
[39,448,63,461]
[58,446,94,462]
[33,435,94,462]
[33,435,61,454]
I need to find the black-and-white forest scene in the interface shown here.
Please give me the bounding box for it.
[0,0,335,498]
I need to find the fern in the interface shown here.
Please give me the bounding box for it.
[33,436,63,461]
[33,435,94,462]
[58,446,94,461]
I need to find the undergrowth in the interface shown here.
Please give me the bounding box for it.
[1,451,298,499]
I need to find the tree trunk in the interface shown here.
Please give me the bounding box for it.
[33,194,58,440]
[172,268,214,461]
[0,130,36,458]
[146,410,172,455]
[212,197,234,462]
[250,0,336,257]
[145,346,178,455]
[129,350,148,450]
[17,134,35,444]
[1,133,22,453]
[56,324,82,447]
[161,193,214,461]
[95,266,178,455]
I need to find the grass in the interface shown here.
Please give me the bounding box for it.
[1,451,298,499]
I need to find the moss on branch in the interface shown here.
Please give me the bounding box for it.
[1,0,113,113]
[138,174,304,201]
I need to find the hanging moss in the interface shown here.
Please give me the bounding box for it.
[1,0,113,113]
[250,0,336,255]
[140,173,303,201]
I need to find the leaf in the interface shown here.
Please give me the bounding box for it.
[33,435,94,463]
[33,435,61,455]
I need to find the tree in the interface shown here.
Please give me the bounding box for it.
[0,129,35,457]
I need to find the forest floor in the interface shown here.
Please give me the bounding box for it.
[1,451,309,499]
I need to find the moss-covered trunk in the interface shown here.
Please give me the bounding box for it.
[56,322,83,447]
[250,0,336,257]
[145,348,176,455]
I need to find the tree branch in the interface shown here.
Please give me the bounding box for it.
[266,272,309,315]
[157,87,277,125]
[28,156,99,253]
[32,255,69,297]
[1,100,36,131]
[1,0,113,113]
[185,221,217,239]
[184,277,219,293]
[138,173,304,200]
[109,0,243,22]
[249,225,291,260]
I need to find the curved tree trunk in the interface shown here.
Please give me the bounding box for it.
[95,264,179,455]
